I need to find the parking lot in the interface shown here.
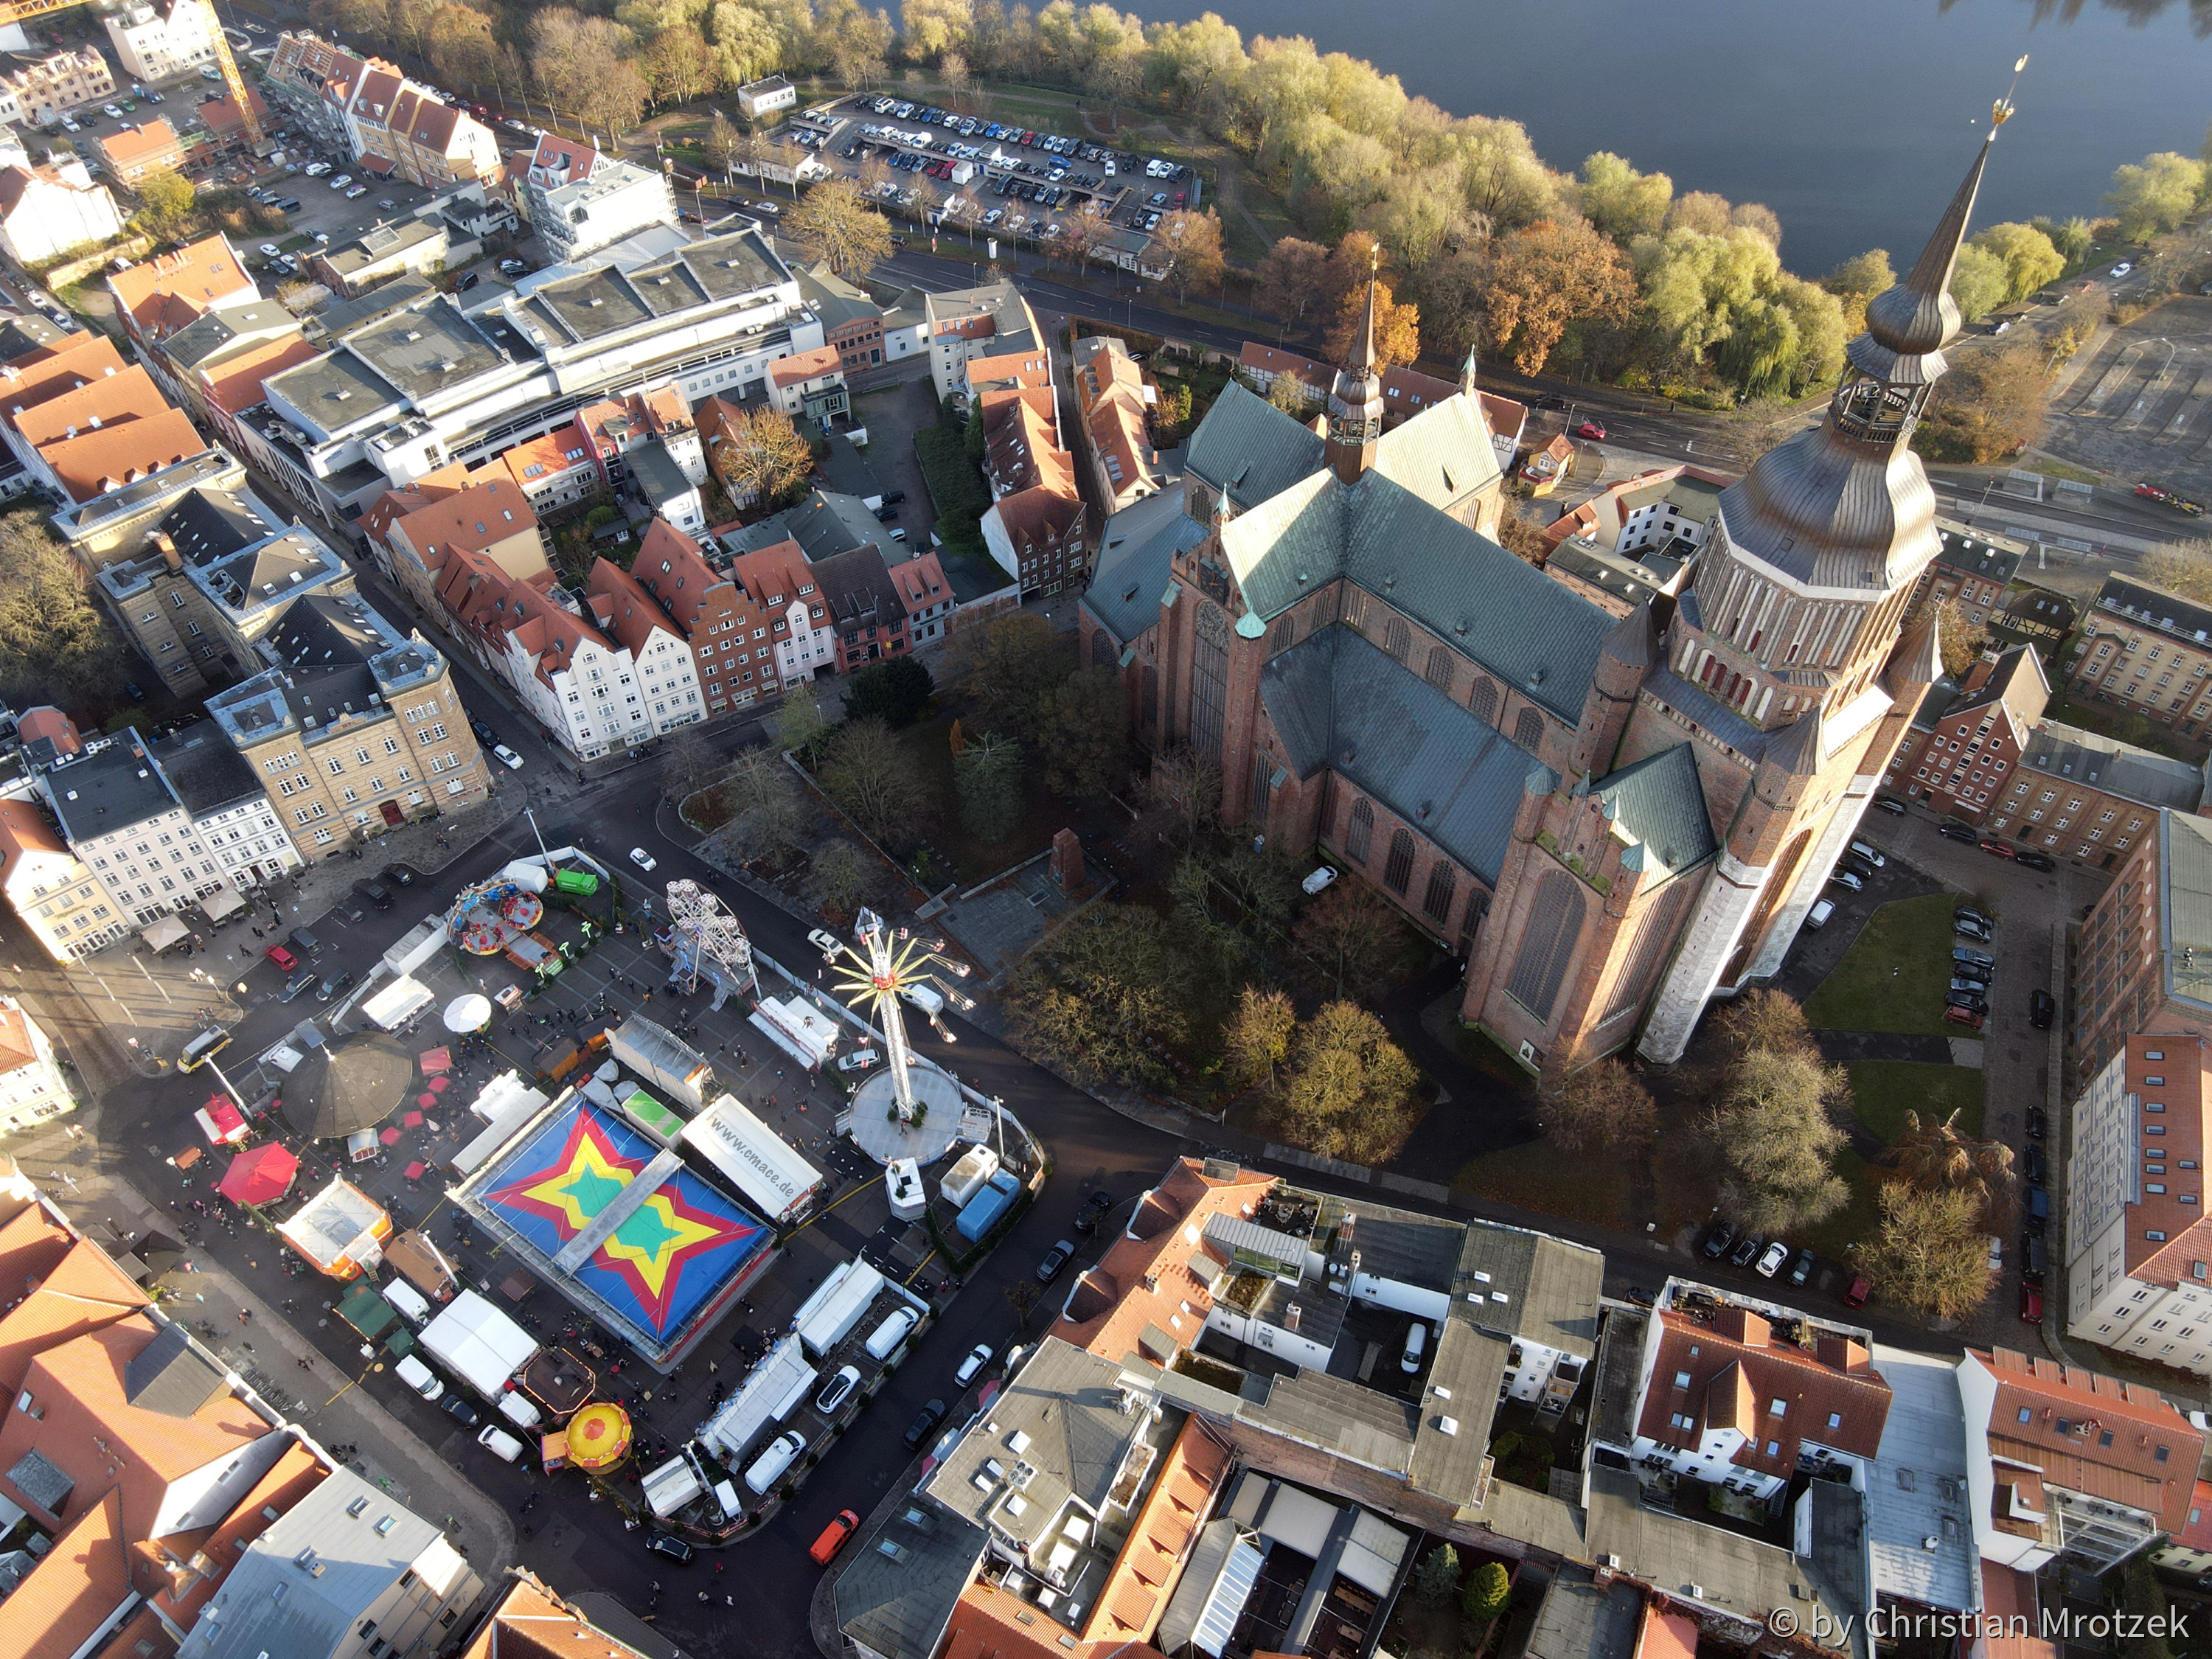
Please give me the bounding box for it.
[2046,293,2212,494]
[763,94,1195,254]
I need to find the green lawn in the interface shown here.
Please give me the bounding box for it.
[1845,1059,1983,1143]
[1454,1139,1626,1231]
[913,422,992,560]
[1803,894,1969,1038]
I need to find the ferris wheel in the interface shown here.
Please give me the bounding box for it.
[664,879,755,1008]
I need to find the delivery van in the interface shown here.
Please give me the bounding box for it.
[476,1425,525,1462]
[383,1279,431,1324]
[498,1391,543,1430]
[865,1307,919,1360]
[745,1430,806,1494]
[394,1355,444,1400]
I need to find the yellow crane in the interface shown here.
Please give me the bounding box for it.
[0,0,263,148]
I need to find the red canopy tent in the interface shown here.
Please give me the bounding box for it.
[219,1143,299,1207]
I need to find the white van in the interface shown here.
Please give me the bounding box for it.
[383,1279,431,1324]
[476,1424,525,1462]
[865,1307,919,1360]
[900,983,945,1017]
[1400,1322,1428,1374]
[394,1354,443,1400]
[745,1430,806,1494]
[498,1391,543,1430]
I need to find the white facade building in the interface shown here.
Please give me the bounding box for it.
[42,740,237,926]
[104,0,218,84]
[535,155,677,262]
[0,796,122,960]
[2066,1034,2212,1377]
[0,159,124,267]
[0,996,74,1134]
[495,623,653,762]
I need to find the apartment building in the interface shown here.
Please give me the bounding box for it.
[1910,522,2029,623]
[95,114,185,183]
[1885,646,2048,821]
[0,997,74,1134]
[518,135,675,261]
[2066,1033,2212,1377]
[95,484,355,693]
[262,31,378,153]
[727,535,839,697]
[0,153,122,266]
[2073,811,2212,1078]
[796,260,891,372]
[925,279,1040,404]
[206,594,491,851]
[625,518,773,717]
[1599,1290,1892,1503]
[498,428,602,518]
[977,386,1086,599]
[2,48,116,127]
[41,730,277,925]
[1957,1346,2202,1573]
[313,215,453,298]
[244,228,818,524]
[1071,333,1158,514]
[766,343,849,421]
[6,358,176,501]
[1988,719,2202,865]
[0,796,122,959]
[627,436,704,532]
[371,469,546,615]
[352,81,504,192]
[150,720,304,893]
[105,232,257,357]
[186,325,324,458]
[103,0,218,83]
[1540,462,1728,561]
[585,558,707,733]
[2067,574,2212,743]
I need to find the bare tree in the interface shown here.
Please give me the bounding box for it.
[818,718,932,844]
[785,178,896,275]
[1537,1047,1657,1156]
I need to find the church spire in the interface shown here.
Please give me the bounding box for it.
[1459,341,1480,400]
[1325,248,1385,485]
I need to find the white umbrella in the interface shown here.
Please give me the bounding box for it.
[443,993,493,1034]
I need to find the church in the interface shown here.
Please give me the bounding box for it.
[1078,135,2008,1070]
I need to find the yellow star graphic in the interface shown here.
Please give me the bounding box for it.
[597,1193,728,1301]
[519,1135,634,1232]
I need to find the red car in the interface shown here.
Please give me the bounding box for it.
[264,943,299,973]
[1576,420,1607,440]
[1840,1274,1870,1309]
[810,1509,861,1565]
[2019,1281,2043,1324]
[1942,1005,1986,1031]
[1976,838,2016,859]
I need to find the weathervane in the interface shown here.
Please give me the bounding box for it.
[1992,54,2028,131]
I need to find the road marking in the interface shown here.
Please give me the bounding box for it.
[86,973,139,1023]
[130,956,173,1004]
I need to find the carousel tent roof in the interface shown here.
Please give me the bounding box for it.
[283,1032,414,1139]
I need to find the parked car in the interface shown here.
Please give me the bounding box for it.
[2025,1186,2048,1235]
[1728,1232,1764,1268]
[2023,1146,2046,1183]
[352,879,393,909]
[2111,262,2134,277]
[902,1398,949,1449]
[470,720,498,745]
[2019,1281,2043,1324]
[1955,917,1993,942]
[810,1509,862,1565]
[1978,838,2017,860]
[1301,866,1338,895]
[442,1395,480,1427]
[2026,1107,2047,1140]
[1943,1005,1986,1030]
[645,1531,695,1563]
[1955,905,1994,931]
[1829,869,1864,893]
[1872,797,1907,815]
[1950,977,1992,995]
[264,943,299,973]
[835,1048,879,1074]
[1625,1285,1657,1307]
[1700,1220,1738,1260]
[955,1343,993,1387]
[1804,898,1836,931]
[1787,1248,1816,1287]
[1952,959,1992,984]
[628,847,657,872]
[1839,853,1879,883]
[279,967,318,1004]
[316,970,354,1004]
[1938,821,1979,844]
[1036,1239,1075,1282]
[1534,392,1568,411]
[1954,945,1996,970]
[1841,1274,1870,1308]
[2029,989,2055,1029]
[1846,840,1886,868]
[380,863,416,887]
[815,1365,860,1415]
[2015,849,2056,871]
[1944,990,1989,1013]
[1576,420,1607,439]
[493,745,524,770]
[1754,1240,1789,1278]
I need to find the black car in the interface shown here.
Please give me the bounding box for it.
[2026,1107,2048,1140]
[1956,905,1995,931]
[353,878,393,909]
[2025,1186,2048,1236]
[2023,1146,2046,1183]
[1625,1285,1657,1307]
[903,1397,948,1449]
[456,271,479,291]
[316,970,355,1003]
[380,863,416,887]
[1787,1248,1816,1287]
[1953,945,1996,970]
[1728,1231,1764,1269]
[645,1531,695,1563]
[1036,1239,1075,1283]
[1839,853,1879,882]
[1945,990,1989,1013]
[470,720,498,745]
[1073,1188,1114,1234]
[1871,797,1907,815]
[1534,393,1568,411]
[279,967,318,1004]
[880,488,905,505]
[1938,821,1979,844]
[1700,1220,1737,1259]
[442,1395,479,1427]
[2015,849,2057,871]
[2029,988,2055,1029]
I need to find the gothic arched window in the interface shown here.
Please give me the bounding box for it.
[1503,869,1585,1025]
[1190,603,1230,767]
[1383,828,1414,895]
[1425,647,1454,695]
[1345,796,1374,865]
[1383,618,1411,662]
[1470,677,1499,727]
[1514,708,1545,752]
[1269,611,1301,658]
[1091,630,1116,669]
[1422,860,1456,926]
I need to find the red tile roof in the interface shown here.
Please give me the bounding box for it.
[770,344,843,388]
[1239,341,1328,387]
[587,557,686,656]
[945,1579,1168,1659]
[1633,1307,1892,1483]
[1056,1158,1274,1363]
[14,707,80,757]
[198,334,323,417]
[1083,1416,1229,1644]
[1973,1346,2202,1531]
[38,406,206,503]
[10,362,169,448]
[0,1486,128,1659]
[392,476,539,570]
[631,518,734,635]
[109,234,253,339]
[0,333,128,425]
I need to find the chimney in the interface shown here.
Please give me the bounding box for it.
[152,529,180,572]
[1284,1304,1301,1332]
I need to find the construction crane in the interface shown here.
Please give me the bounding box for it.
[0,0,263,148]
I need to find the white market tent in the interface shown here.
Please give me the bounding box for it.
[680,1095,823,1225]
[139,916,189,953]
[419,1288,539,1397]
